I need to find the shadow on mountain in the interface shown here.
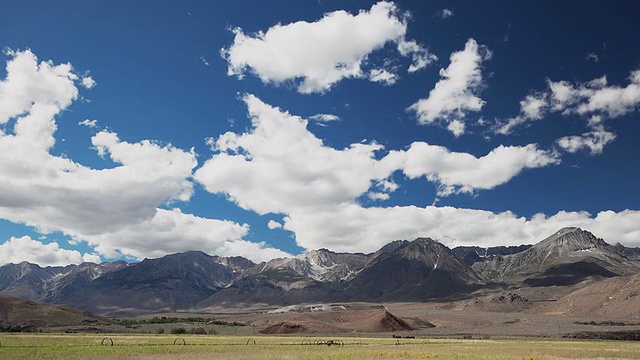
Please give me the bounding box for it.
[523,261,618,287]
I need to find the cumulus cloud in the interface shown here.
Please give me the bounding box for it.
[447,119,465,137]
[390,142,559,196]
[556,125,616,155]
[0,49,78,125]
[308,113,340,123]
[222,1,435,93]
[281,204,640,253]
[397,39,438,73]
[520,94,548,120]
[554,70,640,118]
[0,236,100,266]
[0,49,287,263]
[195,95,565,252]
[368,68,398,85]
[79,118,98,128]
[81,76,96,89]
[267,220,283,229]
[368,192,390,201]
[82,208,286,263]
[195,94,392,214]
[196,95,556,211]
[496,70,640,139]
[494,94,548,135]
[408,39,491,135]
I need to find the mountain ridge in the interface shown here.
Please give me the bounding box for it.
[1,227,639,314]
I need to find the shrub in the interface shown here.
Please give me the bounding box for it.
[171,327,186,334]
[190,327,207,335]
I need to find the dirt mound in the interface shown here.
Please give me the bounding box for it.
[0,295,111,328]
[260,309,414,334]
[533,273,640,319]
[261,323,308,334]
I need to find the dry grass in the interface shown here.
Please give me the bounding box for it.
[1,334,640,359]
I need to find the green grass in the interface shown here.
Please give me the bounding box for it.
[1,334,639,359]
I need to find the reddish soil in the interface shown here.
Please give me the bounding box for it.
[260,309,413,334]
[0,295,111,327]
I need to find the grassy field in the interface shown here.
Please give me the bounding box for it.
[1,334,639,359]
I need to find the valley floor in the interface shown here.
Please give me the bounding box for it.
[1,334,640,360]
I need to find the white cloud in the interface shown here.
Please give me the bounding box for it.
[267,220,283,229]
[392,142,559,196]
[308,113,340,123]
[496,70,640,136]
[520,94,548,120]
[82,208,287,263]
[194,94,392,215]
[569,71,640,118]
[408,39,491,135]
[447,119,465,137]
[195,96,565,252]
[368,68,398,85]
[397,39,438,73]
[0,236,100,266]
[556,125,616,155]
[379,180,399,192]
[494,94,548,135]
[196,96,557,213]
[0,49,78,125]
[222,2,434,93]
[281,204,640,253]
[79,118,98,128]
[81,76,96,89]
[0,49,286,263]
[437,8,454,19]
[368,192,390,201]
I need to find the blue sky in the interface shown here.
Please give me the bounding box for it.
[1,1,640,265]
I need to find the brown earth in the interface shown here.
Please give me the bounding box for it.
[6,273,640,339]
[137,278,640,338]
[260,309,413,334]
[0,295,111,327]
[531,273,640,319]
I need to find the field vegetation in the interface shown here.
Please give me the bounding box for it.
[112,316,246,327]
[1,334,640,359]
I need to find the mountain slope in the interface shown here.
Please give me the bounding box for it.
[0,262,66,301]
[62,251,254,314]
[2,228,640,313]
[474,227,639,286]
[0,261,128,302]
[453,245,532,265]
[345,238,480,301]
[199,249,370,307]
[242,249,372,283]
[533,273,640,319]
[44,261,129,303]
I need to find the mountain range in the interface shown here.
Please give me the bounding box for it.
[1,227,639,315]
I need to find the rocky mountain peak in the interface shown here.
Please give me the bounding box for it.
[2,227,640,314]
[212,255,255,274]
[473,228,639,286]
[344,237,480,301]
[378,237,453,269]
[537,227,609,253]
